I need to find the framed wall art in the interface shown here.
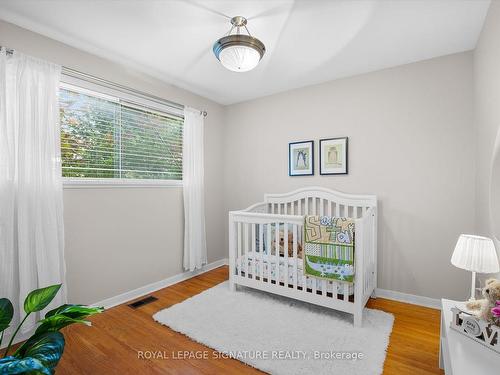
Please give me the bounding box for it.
[319,137,348,175]
[289,140,314,176]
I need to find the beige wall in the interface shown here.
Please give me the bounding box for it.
[0,20,227,304]
[224,52,475,300]
[3,13,495,303]
[473,1,500,279]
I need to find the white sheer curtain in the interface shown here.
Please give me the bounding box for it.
[0,48,66,335]
[182,107,207,271]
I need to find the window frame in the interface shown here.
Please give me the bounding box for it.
[60,75,184,188]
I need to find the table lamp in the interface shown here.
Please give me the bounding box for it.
[451,234,499,301]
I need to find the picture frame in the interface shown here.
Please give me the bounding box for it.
[319,137,348,175]
[288,140,314,176]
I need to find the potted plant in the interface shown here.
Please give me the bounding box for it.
[0,284,103,374]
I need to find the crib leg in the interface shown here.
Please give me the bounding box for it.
[354,310,363,327]
[229,278,236,292]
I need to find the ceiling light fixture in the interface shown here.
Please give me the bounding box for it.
[213,16,266,73]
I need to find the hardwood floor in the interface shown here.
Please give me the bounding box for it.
[56,266,444,374]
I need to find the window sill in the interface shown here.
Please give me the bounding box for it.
[63,178,183,189]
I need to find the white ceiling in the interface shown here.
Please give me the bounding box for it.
[0,0,491,105]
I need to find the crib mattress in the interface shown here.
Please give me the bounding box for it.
[236,252,354,295]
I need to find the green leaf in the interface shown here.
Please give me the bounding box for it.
[35,315,89,336]
[44,304,104,320]
[0,298,14,333]
[35,304,103,336]
[14,332,65,371]
[0,355,51,375]
[23,285,62,314]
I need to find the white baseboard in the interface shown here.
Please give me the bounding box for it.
[93,258,228,309]
[375,288,441,310]
[94,262,440,311]
[1,259,228,350]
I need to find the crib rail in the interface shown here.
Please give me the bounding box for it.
[229,212,363,314]
[229,187,377,326]
[264,186,376,217]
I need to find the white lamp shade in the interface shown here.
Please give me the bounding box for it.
[451,234,500,273]
[219,45,261,72]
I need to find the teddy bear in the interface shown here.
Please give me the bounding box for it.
[466,278,500,325]
[272,231,303,259]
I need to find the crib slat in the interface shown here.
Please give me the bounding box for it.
[335,245,341,298]
[267,224,272,285]
[335,203,340,217]
[293,224,298,290]
[327,202,332,216]
[251,223,256,279]
[344,242,351,300]
[284,223,289,287]
[291,201,294,215]
[312,197,316,215]
[298,199,302,215]
[366,223,371,293]
[305,198,309,215]
[275,222,280,285]
[327,244,336,299]
[259,224,264,282]
[244,223,249,279]
[237,222,242,277]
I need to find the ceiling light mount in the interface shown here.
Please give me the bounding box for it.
[230,16,247,28]
[213,16,266,73]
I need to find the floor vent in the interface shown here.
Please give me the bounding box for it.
[128,295,158,309]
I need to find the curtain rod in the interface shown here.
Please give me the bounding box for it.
[63,67,207,118]
[1,46,208,118]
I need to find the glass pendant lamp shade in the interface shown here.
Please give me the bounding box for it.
[213,17,265,73]
[218,42,261,72]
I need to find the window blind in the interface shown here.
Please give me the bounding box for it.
[59,85,183,180]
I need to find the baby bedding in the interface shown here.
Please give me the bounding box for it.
[303,216,355,282]
[236,252,354,295]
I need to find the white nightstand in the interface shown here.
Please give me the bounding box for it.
[440,299,499,374]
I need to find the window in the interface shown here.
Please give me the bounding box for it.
[59,82,183,185]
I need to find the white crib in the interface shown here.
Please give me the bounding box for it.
[228,186,377,327]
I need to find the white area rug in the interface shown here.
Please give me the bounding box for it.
[153,282,394,375]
